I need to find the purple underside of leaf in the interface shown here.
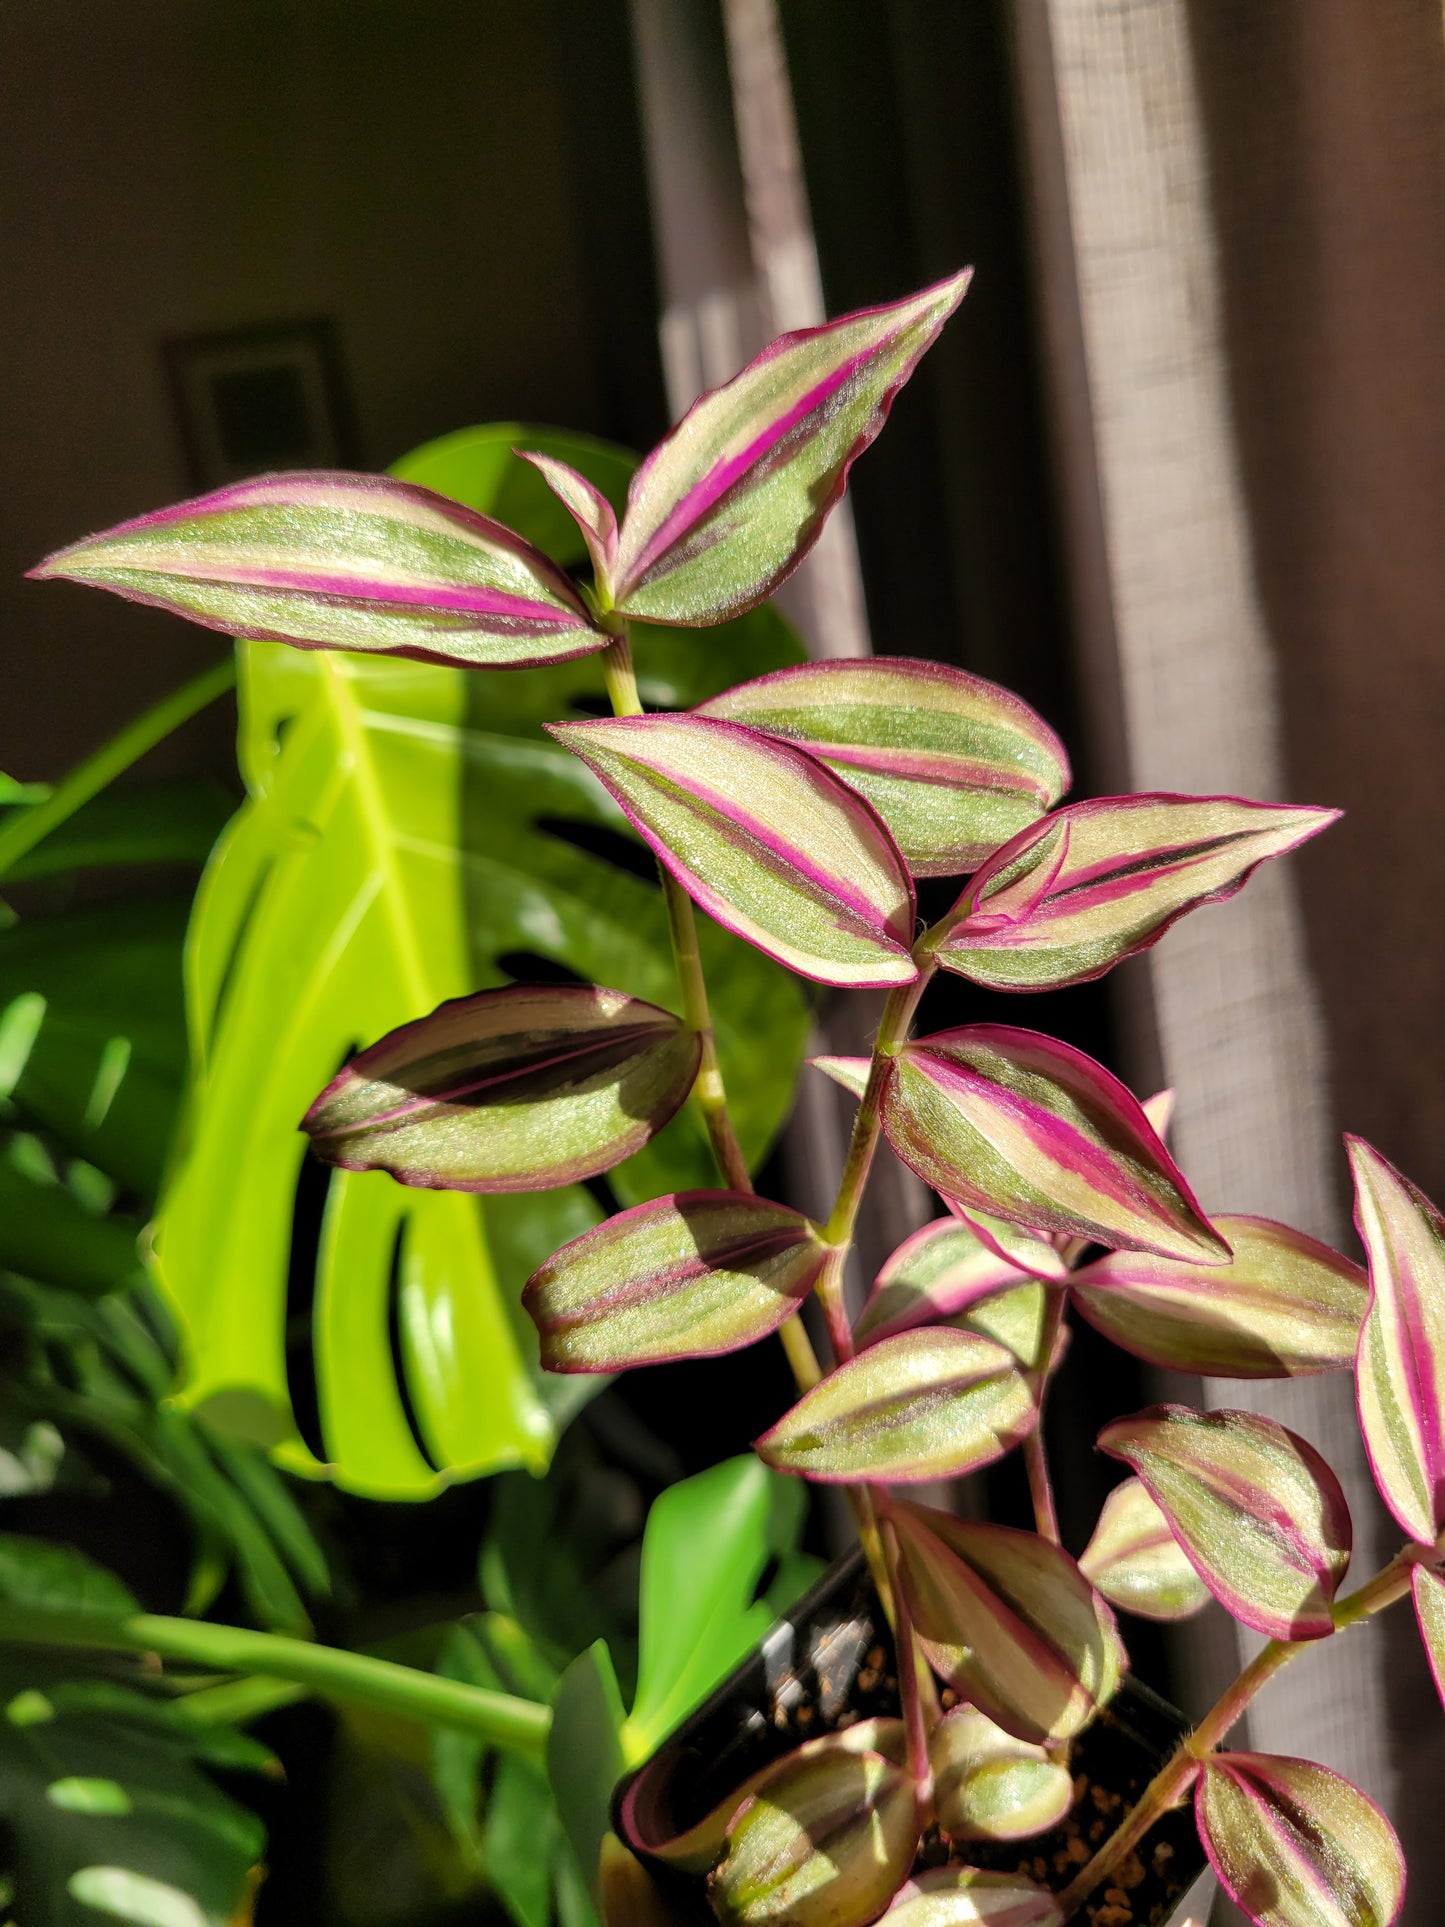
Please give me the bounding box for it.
[1347,1136,1445,1545]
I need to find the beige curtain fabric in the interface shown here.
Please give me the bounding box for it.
[1013,0,1445,1908]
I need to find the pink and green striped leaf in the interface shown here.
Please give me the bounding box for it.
[301,984,700,1192]
[808,1054,873,1101]
[856,1216,1051,1348]
[880,1026,1229,1263]
[883,1869,1063,1927]
[514,448,619,589]
[523,1191,826,1373]
[708,1736,920,1927]
[611,274,971,626]
[696,658,1068,876]
[547,715,917,988]
[755,1328,1035,1485]
[1411,1564,1445,1712]
[1070,1217,1368,1379]
[1347,1136,1445,1544]
[1098,1406,1352,1641]
[1078,1477,1210,1621]
[928,1708,1074,1843]
[942,1198,1073,1283]
[934,796,1339,991]
[892,1503,1126,1745]
[30,472,605,669]
[1197,1754,1405,1927]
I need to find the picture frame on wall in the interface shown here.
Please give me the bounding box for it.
[163,317,358,490]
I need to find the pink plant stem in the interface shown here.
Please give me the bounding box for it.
[1055,1542,1439,1920]
[881,1508,936,1818]
[1023,1289,1068,1543]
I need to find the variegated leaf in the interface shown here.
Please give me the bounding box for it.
[809,1054,872,1101]
[1412,1564,1445,1712]
[303,984,700,1192]
[892,1503,1125,1744]
[697,658,1068,876]
[755,1329,1035,1484]
[856,1216,1047,1348]
[31,472,605,669]
[547,715,917,987]
[943,1198,1072,1283]
[1347,1136,1445,1544]
[880,1026,1228,1263]
[514,448,619,587]
[523,1192,827,1373]
[709,1738,920,1927]
[884,1868,1063,1926]
[929,1708,1074,1843]
[612,275,970,625]
[1197,1754,1405,1927]
[1078,1477,1210,1621]
[1070,1217,1367,1379]
[935,796,1339,990]
[1098,1406,1351,1641]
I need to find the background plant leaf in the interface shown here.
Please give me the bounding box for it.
[152,425,809,1498]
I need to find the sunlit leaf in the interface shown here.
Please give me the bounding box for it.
[1078,1477,1210,1622]
[708,1738,919,1927]
[855,1218,1041,1349]
[883,1867,1062,1925]
[152,427,808,1498]
[612,274,970,625]
[526,1192,826,1373]
[892,1503,1124,1744]
[516,449,619,590]
[1070,1217,1367,1379]
[303,984,699,1192]
[808,1055,871,1100]
[755,1329,1035,1484]
[1098,1406,1351,1641]
[1347,1136,1445,1544]
[696,658,1067,876]
[547,714,917,988]
[31,472,607,670]
[880,1026,1228,1263]
[934,796,1338,990]
[929,1708,1073,1842]
[1196,1753,1404,1927]
[1412,1564,1445,1712]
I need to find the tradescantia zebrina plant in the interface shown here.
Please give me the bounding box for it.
[35,273,1445,1927]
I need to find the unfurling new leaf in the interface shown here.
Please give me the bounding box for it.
[697,658,1068,876]
[1078,1477,1210,1622]
[302,984,700,1191]
[1347,1136,1445,1544]
[754,1329,1036,1484]
[524,1192,827,1372]
[1070,1217,1367,1379]
[1098,1406,1351,1641]
[1196,1753,1405,1927]
[879,1025,1228,1263]
[610,274,970,625]
[548,714,917,986]
[891,1503,1125,1744]
[934,796,1338,991]
[31,472,606,669]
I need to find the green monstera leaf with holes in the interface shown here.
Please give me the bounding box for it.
[152,426,810,1498]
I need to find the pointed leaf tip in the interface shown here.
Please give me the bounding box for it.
[514,448,619,591]
[1099,1406,1351,1641]
[698,657,1068,876]
[1346,1136,1445,1544]
[33,471,606,669]
[302,984,700,1193]
[1411,1563,1445,1712]
[936,795,1340,991]
[524,1191,826,1372]
[613,273,971,626]
[548,714,918,987]
[881,1024,1229,1263]
[1197,1753,1404,1927]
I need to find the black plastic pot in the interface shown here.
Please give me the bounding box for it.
[616,1549,1205,1926]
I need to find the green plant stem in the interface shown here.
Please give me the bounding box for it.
[1056,1543,1437,1920]
[174,1675,310,1726]
[0,655,237,881]
[822,973,932,1251]
[0,1605,550,1764]
[599,626,823,1393]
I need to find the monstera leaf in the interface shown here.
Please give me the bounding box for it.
[153,426,809,1498]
